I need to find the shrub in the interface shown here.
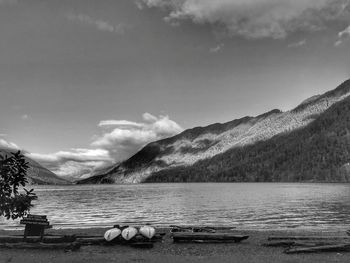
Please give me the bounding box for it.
[0,151,37,219]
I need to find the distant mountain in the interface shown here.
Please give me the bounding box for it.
[0,148,70,185]
[78,79,350,184]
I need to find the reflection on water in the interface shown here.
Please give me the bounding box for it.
[1,183,350,230]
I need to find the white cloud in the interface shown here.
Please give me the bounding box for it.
[335,24,350,46]
[92,113,183,160]
[142,112,159,123]
[0,138,19,150]
[28,148,112,163]
[21,114,30,120]
[334,39,343,46]
[210,43,224,53]
[27,113,182,179]
[339,25,350,37]
[66,13,127,34]
[98,120,144,128]
[27,148,114,178]
[287,39,306,48]
[137,0,350,39]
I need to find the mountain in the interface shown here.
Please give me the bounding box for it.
[78,79,350,184]
[0,148,70,185]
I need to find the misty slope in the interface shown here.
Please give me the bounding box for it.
[79,79,350,184]
[0,149,70,185]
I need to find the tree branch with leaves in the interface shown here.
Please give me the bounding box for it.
[0,151,37,220]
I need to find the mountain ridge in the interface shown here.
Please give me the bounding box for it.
[78,79,350,184]
[0,148,70,185]
[146,95,350,183]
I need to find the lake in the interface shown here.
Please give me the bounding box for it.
[1,183,350,230]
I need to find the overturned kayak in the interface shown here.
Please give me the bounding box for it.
[122,226,138,241]
[104,228,121,242]
[139,226,156,239]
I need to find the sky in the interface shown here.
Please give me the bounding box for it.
[0,0,350,178]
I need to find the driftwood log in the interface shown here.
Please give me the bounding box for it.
[76,237,105,245]
[284,243,350,254]
[0,242,81,251]
[268,236,350,241]
[0,231,165,247]
[0,236,76,244]
[76,233,165,245]
[172,232,249,243]
[170,225,235,231]
[263,241,348,247]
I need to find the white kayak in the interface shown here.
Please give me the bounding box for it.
[139,225,156,239]
[121,226,138,241]
[104,228,121,242]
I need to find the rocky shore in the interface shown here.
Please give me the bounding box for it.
[1,227,350,263]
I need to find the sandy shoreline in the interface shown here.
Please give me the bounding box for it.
[1,227,350,263]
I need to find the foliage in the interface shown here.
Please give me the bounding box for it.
[145,96,350,183]
[0,151,37,219]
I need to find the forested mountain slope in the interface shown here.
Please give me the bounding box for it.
[147,95,350,182]
[79,79,350,184]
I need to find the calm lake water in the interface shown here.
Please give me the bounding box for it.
[1,183,350,230]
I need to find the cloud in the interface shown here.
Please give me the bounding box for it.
[21,114,30,120]
[27,149,114,178]
[335,24,350,46]
[137,0,350,39]
[98,120,144,128]
[0,138,19,151]
[66,13,127,34]
[209,43,224,53]
[92,113,183,160]
[338,25,350,37]
[27,113,182,179]
[287,39,306,48]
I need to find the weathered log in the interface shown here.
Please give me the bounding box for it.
[0,236,76,244]
[170,225,234,231]
[76,237,106,245]
[76,232,165,246]
[39,232,165,239]
[284,243,350,254]
[262,241,296,247]
[0,242,81,251]
[172,232,249,243]
[170,225,216,233]
[175,239,249,244]
[263,241,347,247]
[129,235,161,243]
[268,236,350,241]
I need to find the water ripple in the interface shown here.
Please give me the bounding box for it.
[1,183,350,230]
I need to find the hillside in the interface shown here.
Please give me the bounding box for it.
[0,148,70,185]
[147,95,350,182]
[79,79,350,184]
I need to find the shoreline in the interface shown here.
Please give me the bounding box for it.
[1,227,350,263]
[2,223,349,232]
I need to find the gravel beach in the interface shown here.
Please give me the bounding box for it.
[1,227,350,263]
